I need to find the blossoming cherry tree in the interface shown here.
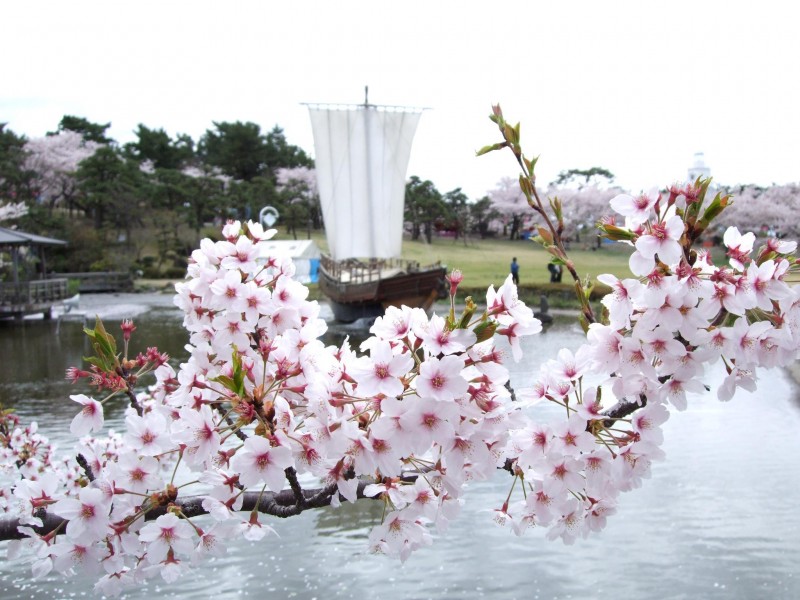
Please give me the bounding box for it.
[0,106,797,596]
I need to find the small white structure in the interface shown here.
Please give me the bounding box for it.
[688,152,711,182]
[259,206,279,228]
[260,239,320,284]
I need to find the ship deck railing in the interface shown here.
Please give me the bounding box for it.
[320,255,431,284]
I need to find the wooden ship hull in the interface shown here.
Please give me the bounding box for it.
[318,254,447,323]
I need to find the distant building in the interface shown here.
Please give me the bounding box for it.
[688,152,711,182]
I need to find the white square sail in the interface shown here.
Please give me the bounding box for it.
[307,103,422,260]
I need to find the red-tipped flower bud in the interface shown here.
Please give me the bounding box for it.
[446,269,463,296]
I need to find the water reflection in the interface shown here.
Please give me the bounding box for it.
[0,296,798,599]
[0,305,190,427]
[313,498,385,538]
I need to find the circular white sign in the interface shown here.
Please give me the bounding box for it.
[259,206,279,228]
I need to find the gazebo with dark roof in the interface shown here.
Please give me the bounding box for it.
[0,227,69,319]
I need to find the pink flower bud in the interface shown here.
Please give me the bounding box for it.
[446,269,463,296]
[65,367,91,383]
[120,319,136,342]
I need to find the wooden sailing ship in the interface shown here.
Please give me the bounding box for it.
[305,90,446,323]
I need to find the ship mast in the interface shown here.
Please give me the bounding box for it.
[363,84,375,256]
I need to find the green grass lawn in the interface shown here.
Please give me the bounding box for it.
[289,229,633,290]
[280,229,633,309]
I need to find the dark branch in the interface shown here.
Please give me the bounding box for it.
[603,396,647,427]
[284,466,307,509]
[0,481,380,541]
[119,367,144,417]
[215,407,248,442]
[601,396,647,428]
[125,386,144,417]
[76,454,95,482]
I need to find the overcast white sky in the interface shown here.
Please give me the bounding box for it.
[3,1,799,198]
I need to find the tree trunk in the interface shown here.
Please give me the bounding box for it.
[509,215,520,240]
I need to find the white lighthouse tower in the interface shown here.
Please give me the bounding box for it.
[687,152,711,182]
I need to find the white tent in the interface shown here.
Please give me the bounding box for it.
[260,239,320,283]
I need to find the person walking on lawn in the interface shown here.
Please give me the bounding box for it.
[510,257,520,285]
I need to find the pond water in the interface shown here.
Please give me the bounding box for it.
[0,294,799,599]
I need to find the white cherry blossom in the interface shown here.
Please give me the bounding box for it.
[634,214,684,267]
[69,394,104,436]
[52,487,110,541]
[609,190,658,226]
[349,341,413,398]
[139,513,194,564]
[230,436,293,491]
[415,355,468,402]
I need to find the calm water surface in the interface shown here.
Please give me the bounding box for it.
[0,294,798,599]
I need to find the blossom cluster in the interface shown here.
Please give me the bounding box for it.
[497,183,799,542]
[0,179,798,594]
[0,219,541,594]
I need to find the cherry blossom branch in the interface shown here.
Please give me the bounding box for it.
[3,159,795,593]
[0,481,379,541]
[123,382,144,417]
[481,104,596,325]
[481,105,654,430]
[601,397,647,427]
[481,106,725,432]
[0,481,381,541]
